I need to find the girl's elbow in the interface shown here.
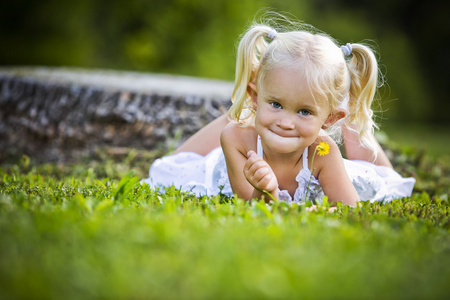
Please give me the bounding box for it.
[341,195,359,207]
[330,192,358,207]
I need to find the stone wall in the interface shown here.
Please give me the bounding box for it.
[0,67,233,162]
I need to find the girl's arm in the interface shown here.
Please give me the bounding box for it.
[314,137,359,206]
[173,114,229,155]
[220,123,278,201]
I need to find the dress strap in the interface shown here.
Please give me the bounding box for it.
[302,147,309,170]
[257,135,263,157]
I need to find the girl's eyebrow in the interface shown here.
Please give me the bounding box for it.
[300,103,319,110]
[266,94,281,101]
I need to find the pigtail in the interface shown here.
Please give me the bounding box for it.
[228,25,275,124]
[346,43,380,156]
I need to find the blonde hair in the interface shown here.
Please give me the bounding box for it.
[228,17,381,156]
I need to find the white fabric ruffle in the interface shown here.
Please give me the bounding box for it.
[142,147,415,203]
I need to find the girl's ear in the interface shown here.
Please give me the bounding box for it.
[247,82,258,110]
[322,109,347,129]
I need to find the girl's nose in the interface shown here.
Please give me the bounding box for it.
[277,116,295,130]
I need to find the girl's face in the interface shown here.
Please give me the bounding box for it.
[251,67,332,155]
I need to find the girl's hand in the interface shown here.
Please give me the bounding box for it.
[244,151,278,194]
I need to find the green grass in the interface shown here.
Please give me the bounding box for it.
[0,143,449,299]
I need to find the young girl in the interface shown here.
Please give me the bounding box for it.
[142,19,415,206]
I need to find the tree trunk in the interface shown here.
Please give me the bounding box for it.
[0,67,232,162]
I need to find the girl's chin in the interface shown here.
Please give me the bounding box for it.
[262,135,304,153]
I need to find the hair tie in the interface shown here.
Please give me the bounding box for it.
[267,29,277,40]
[340,43,352,56]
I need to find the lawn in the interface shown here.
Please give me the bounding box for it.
[0,140,449,299]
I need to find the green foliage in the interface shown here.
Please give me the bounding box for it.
[0,145,449,299]
[111,172,140,203]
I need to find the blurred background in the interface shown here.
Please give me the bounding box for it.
[1,0,449,157]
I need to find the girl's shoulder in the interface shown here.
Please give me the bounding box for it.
[309,134,338,155]
[220,122,258,154]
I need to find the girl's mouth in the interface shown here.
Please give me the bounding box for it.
[269,129,297,138]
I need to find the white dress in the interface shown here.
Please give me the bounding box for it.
[142,137,416,203]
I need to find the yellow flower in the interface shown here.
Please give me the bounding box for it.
[316,142,330,156]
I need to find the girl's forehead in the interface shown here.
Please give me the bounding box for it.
[261,67,327,106]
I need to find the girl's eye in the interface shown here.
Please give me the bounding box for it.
[299,109,310,116]
[270,102,282,109]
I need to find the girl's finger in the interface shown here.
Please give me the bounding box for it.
[244,155,265,173]
[254,166,270,180]
[260,170,279,190]
[247,162,270,182]
[246,152,263,166]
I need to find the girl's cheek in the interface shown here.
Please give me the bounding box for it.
[300,123,319,135]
